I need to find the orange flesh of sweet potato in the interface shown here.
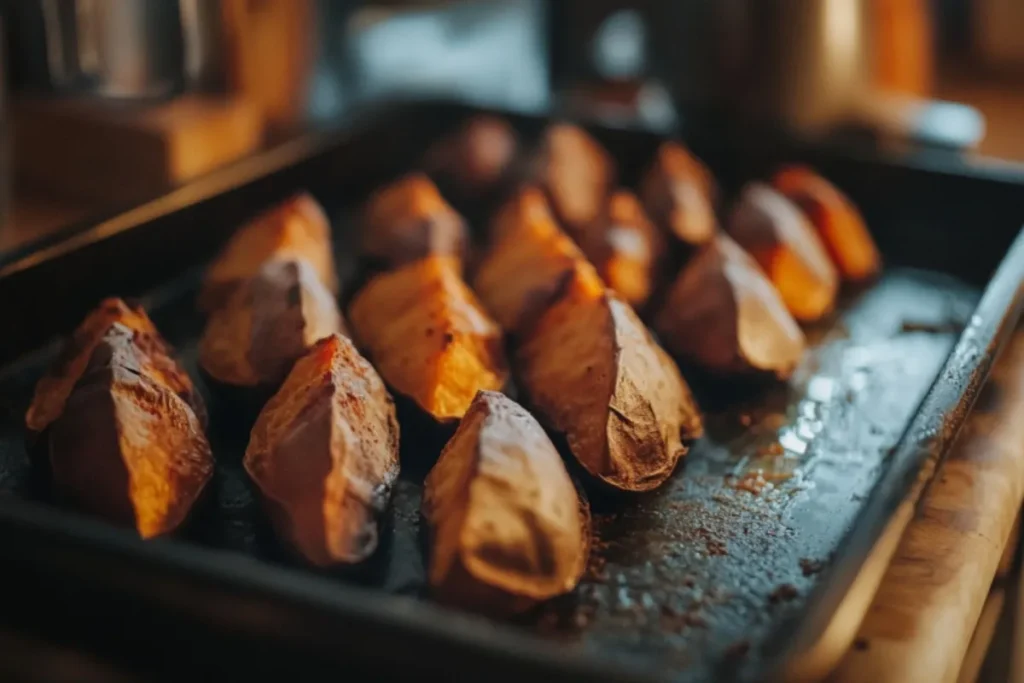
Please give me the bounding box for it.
[517,269,702,491]
[199,258,345,388]
[361,173,467,269]
[47,323,213,538]
[654,234,805,378]
[473,187,598,334]
[539,124,614,232]
[27,298,203,435]
[640,142,716,247]
[773,165,881,282]
[423,390,588,614]
[349,256,507,422]
[576,189,661,308]
[201,193,337,311]
[245,334,400,566]
[727,183,839,322]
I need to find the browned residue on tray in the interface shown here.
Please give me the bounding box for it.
[800,558,827,576]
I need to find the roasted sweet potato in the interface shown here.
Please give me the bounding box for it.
[639,141,717,248]
[348,256,507,423]
[534,123,615,232]
[727,183,839,322]
[423,390,588,614]
[473,187,599,334]
[423,115,518,200]
[199,258,345,389]
[200,193,337,311]
[27,298,204,436]
[245,334,399,566]
[654,234,805,379]
[361,173,468,270]
[575,189,662,309]
[517,269,702,492]
[773,165,881,282]
[45,321,213,538]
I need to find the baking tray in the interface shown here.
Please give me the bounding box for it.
[0,100,1023,683]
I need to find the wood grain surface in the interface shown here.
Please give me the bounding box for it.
[831,330,1024,683]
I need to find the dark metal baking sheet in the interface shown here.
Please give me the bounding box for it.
[0,101,1022,683]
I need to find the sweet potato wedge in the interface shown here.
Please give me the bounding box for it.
[575,189,662,309]
[517,269,702,492]
[473,187,599,334]
[773,165,881,282]
[200,193,337,311]
[727,183,839,322]
[654,234,805,379]
[423,115,518,200]
[245,334,399,566]
[27,298,204,436]
[348,255,507,423]
[534,123,615,232]
[361,173,468,270]
[199,258,345,390]
[639,141,717,248]
[423,390,589,614]
[46,322,213,538]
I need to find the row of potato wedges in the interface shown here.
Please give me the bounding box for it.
[22,115,879,615]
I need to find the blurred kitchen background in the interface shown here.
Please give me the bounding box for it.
[1,0,1024,259]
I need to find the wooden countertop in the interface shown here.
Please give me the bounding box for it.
[831,330,1024,682]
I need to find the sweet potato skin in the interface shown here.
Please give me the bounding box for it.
[773,165,881,282]
[245,334,400,567]
[361,173,468,270]
[640,142,717,248]
[575,189,662,309]
[423,390,589,614]
[46,323,213,538]
[423,116,518,199]
[348,256,507,423]
[534,124,615,233]
[727,183,839,322]
[654,234,805,379]
[473,187,597,334]
[199,258,345,389]
[200,193,337,311]
[26,298,204,436]
[517,270,702,492]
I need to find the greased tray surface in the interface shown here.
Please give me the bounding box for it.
[0,101,1022,683]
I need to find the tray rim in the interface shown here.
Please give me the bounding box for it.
[1,98,1023,682]
[5,97,1024,279]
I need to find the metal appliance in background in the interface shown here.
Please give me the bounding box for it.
[554,0,985,150]
[315,0,549,122]
[2,0,224,99]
